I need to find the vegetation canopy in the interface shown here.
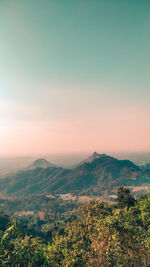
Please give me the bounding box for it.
[0,188,149,266]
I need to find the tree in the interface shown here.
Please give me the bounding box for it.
[0,211,10,231]
[116,187,135,208]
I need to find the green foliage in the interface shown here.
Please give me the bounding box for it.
[0,193,149,266]
[47,195,150,266]
[0,195,79,241]
[138,193,150,228]
[116,186,136,208]
[0,222,49,266]
[0,211,10,231]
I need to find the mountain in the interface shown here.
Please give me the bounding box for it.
[0,153,149,196]
[72,152,106,168]
[62,153,148,194]
[28,158,56,169]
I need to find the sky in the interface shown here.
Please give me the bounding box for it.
[0,0,150,156]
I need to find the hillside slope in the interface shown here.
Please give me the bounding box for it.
[0,153,149,196]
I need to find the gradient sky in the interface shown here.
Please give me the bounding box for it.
[0,0,150,156]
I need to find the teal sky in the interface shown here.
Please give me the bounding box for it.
[0,0,150,155]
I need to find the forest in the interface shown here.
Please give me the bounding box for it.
[0,187,149,266]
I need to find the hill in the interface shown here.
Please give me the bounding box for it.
[0,153,149,196]
[28,158,56,169]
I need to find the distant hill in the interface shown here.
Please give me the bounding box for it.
[0,153,150,196]
[28,158,56,169]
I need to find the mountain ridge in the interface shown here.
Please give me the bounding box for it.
[0,153,149,196]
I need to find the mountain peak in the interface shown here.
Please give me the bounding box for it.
[86,152,107,163]
[73,152,110,168]
[92,152,99,156]
[28,158,55,169]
